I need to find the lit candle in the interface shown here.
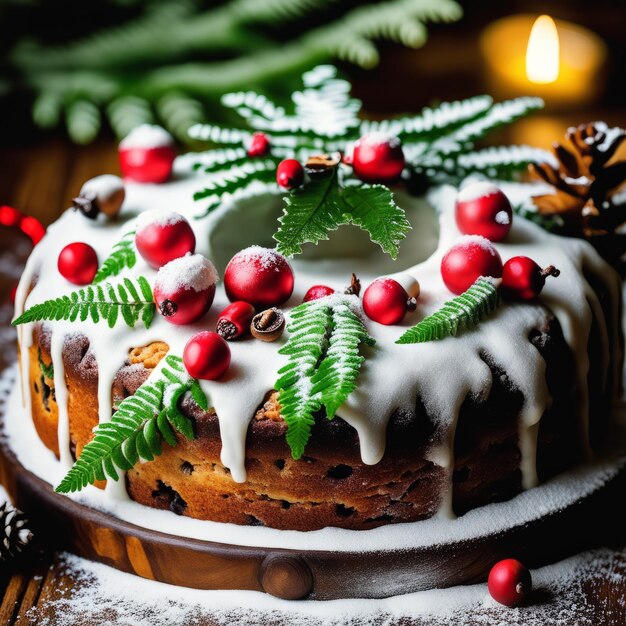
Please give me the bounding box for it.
[480,14,607,108]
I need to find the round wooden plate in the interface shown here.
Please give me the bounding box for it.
[1,406,624,600]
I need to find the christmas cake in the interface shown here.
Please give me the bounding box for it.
[12,67,624,533]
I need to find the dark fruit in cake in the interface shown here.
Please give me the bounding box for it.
[183,331,231,381]
[276,159,304,189]
[441,236,503,295]
[216,301,256,340]
[135,211,196,269]
[119,125,176,184]
[224,247,294,308]
[154,254,217,325]
[455,182,512,242]
[363,277,417,325]
[73,175,125,220]
[247,132,271,158]
[352,133,405,183]
[488,559,532,607]
[303,285,335,302]
[501,256,560,300]
[57,242,98,285]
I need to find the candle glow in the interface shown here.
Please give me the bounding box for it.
[526,15,560,84]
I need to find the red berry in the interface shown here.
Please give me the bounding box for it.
[276,159,304,189]
[488,559,532,607]
[135,211,196,269]
[501,256,560,301]
[183,331,231,381]
[216,301,256,341]
[119,125,176,184]
[455,182,513,242]
[224,246,294,308]
[363,278,417,325]
[247,132,271,158]
[303,285,335,302]
[441,236,503,295]
[58,242,98,285]
[154,254,217,325]
[352,133,405,183]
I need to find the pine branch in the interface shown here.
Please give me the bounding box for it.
[56,355,208,494]
[92,230,137,284]
[396,278,500,344]
[276,296,374,460]
[12,277,155,329]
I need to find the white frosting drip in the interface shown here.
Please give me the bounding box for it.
[51,331,72,470]
[12,160,622,515]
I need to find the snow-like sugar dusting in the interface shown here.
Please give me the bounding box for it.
[156,253,218,293]
[135,209,186,233]
[456,234,499,254]
[358,131,401,148]
[79,175,124,201]
[119,124,174,150]
[234,245,288,270]
[495,210,510,225]
[457,181,501,203]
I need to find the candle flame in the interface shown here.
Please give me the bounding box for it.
[526,15,560,84]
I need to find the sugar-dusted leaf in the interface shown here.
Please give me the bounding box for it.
[342,184,410,259]
[396,278,500,344]
[56,355,208,494]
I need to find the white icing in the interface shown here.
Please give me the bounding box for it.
[11,156,622,520]
[156,253,218,293]
[119,124,174,150]
[457,181,501,203]
[80,175,124,202]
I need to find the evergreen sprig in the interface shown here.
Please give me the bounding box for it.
[56,355,208,493]
[276,296,375,459]
[396,278,500,344]
[12,277,155,329]
[92,230,137,284]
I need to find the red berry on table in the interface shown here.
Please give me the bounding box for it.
[455,182,513,242]
[276,159,304,189]
[303,284,335,302]
[488,558,532,607]
[119,125,176,184]
[216,301,256,341]
[183,331,231,381]
[154,254,218,325]
[224,246,294,308]
[57,242,98,285]
[352,132,405,184]
[247,132,271,158]
[363,277,418,325]
[501,256,560,301]
[441,236,503,295]
[135,210,196,269]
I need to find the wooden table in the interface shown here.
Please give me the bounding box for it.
[1,139,626,625]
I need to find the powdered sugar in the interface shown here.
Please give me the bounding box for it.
[119,124,174,150]
[233,246,287,271]
[155,253,218,293]
[457,181,501,203]
[495,210,510,225]
[357,131,401,148]
[454,234,499,255]
[135,209,187,233]
[79,175,124,202]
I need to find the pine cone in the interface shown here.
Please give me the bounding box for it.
[0,500,33,561]
[530,122,626,274]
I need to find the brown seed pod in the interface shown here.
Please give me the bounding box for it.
[304,153,341,177]
[251,308,285,342]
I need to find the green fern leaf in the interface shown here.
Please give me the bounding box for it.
[13,276,155,329]
[396,278,500,344]
[55,355,207,494]
[276,296,374,459]
[93,231,137,284]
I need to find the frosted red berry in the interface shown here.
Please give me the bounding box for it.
[224,247,294,308]
[216,301,256,341]
[276,159,304,189]
[303,285,335,302]
[135,212,196,269]
[501,256,560,301]
[247,132,271,158]
[488,559,532,607]
[153,254,217,325]
[119,125,176,184]
[183,331,231,381]
[57,242,98,285]
[352,133,405,183]
[363,278,417,325]
[441,236,503,295]
[455,182,513,242]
